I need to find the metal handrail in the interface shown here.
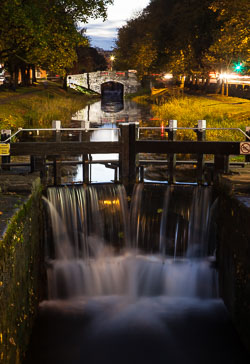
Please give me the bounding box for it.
[138,126,250,140]
[3,127,120,143]
[2,125,250,143]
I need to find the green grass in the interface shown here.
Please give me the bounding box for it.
[0,82,98,130]
[148,94,250,141]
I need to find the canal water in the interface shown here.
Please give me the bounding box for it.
[70,99,153,184]
[25,183,249,364]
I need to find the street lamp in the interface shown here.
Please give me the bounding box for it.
[110,55,115,71]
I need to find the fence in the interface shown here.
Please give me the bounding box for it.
[1,121,250,185]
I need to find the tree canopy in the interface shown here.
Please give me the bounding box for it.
[114,0,250,79]
[0,0,113,86]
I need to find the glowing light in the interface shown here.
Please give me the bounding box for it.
[233,62,243,73]
[161,122,164,137]
[209,72,219,79]
[103,200,120,206]
[219,73,250,84]
[163,73,173,80]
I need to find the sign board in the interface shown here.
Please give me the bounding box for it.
[240,142,250,155]
[0,143,10,156]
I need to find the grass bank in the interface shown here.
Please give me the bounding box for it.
[135,94,250,142]
[0,82,98,130]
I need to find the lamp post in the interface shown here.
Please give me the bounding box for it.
[110,55,115,71]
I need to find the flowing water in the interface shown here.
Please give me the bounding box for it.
[26,184,248,364]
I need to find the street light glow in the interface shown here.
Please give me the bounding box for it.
[163,73,173,80]
[219,73,250,85]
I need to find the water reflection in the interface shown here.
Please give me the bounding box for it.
[90,124,119,183]
[72,100,146,183]
[101,100,124,113]
[71,99,144,126]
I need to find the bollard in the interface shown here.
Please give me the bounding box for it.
[197,120,206,184]
[52,120,61,142]
[1,129,11,171]
[168,120,177,184]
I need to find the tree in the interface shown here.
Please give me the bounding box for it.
[204,0,250,74]
[0,0,113,87]
[70,46,107,73]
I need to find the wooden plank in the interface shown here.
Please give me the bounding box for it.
[120,124,136,185]
[10,141,121,156]
[136,141,240,155]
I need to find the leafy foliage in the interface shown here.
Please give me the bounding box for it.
[0,0,113,85]
[114,0,249,77]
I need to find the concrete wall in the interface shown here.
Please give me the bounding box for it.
[217,190,250,351]
[67,71,140,95]
[0,181,45,363]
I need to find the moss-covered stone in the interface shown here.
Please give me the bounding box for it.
[0,180,45,363]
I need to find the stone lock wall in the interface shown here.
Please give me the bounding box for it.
[0,181,45,363]
[217,191,250,351]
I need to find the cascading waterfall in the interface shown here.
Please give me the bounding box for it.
[45,184,218,300]
[26,184,248,364]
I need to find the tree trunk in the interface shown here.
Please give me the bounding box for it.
[225,80,229,97]
[32,65,37,84]
[20,65,26,86]
[221,80,225,96]
[14,65,19,90]
[63,74,68,91]
[26,65,31,86]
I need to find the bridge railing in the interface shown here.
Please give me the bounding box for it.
[1,122,250,186]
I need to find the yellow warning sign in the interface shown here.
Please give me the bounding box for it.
[240,142,250,155]
[0,143,10,156]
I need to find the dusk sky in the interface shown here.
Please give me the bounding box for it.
[84,0,150,50]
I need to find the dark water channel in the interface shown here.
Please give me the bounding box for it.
[24,184,249,364]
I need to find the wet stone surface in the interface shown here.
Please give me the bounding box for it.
[0,171,40,193]
[0,193,28,238]
[0,170,39,238]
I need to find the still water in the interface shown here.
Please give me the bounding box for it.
[70,99,152,183]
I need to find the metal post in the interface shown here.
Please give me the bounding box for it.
[1,129,11,171]
[51,121,61,184]
[168,120,177,184]
[83,157,90,184]
[80,121,90,184]
[120,123,136,186]
[197,120,206,184]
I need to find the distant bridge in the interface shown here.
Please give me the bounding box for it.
[67,71,140,96]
